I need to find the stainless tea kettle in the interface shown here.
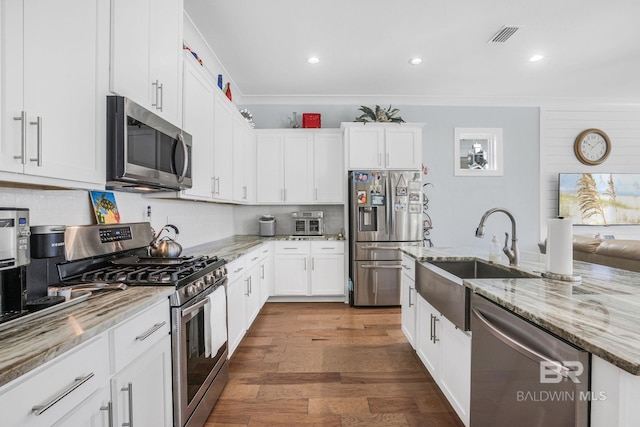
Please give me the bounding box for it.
[149,224,182,257]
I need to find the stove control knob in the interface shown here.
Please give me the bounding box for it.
[196,279,205,292]
[185,285,195,297]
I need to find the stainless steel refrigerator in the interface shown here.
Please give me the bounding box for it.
[349,170,423,306]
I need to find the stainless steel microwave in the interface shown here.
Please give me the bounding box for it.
[107,96,192,192]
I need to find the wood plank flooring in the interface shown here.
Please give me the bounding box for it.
[205,302,465,427]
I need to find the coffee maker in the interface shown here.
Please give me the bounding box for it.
[26,225,66,302]
[0,208,30,323]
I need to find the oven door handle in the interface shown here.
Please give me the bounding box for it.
[182,297,209,318]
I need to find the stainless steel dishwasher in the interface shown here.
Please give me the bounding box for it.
[470,293,589,427]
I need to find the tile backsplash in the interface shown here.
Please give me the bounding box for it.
[0,187,345,248]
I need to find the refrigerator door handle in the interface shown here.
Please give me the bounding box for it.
[360,245,400,250]
[385,176,391,235]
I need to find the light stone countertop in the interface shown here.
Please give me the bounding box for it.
[0,234,342,388]
[400,245,640,375]
[0,286,173,388]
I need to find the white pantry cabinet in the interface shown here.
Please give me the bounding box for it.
[211,92,234,201]
[0,0,106,187]
[255,129,343,204]
[181,53,215,200]
[400,254,417,349]
[110,0,182,126]
[416,293,470,426]
[342,122,423,170]
[273,241,345,297]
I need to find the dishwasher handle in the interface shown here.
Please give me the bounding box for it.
[472,307,573,378]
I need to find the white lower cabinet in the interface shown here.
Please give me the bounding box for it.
[591,355,640,427]
[53,386,112,427]
[400,254,417,348]
[274,241,345,296]
[226,243,273,358]
[416,293,470,426]
[111,336,172,427]
[110,298,173,427]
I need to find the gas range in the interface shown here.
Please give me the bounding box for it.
[57,223,227,306]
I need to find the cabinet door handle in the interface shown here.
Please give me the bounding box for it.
[250,276,252,294]
[284,188,287,202]
[135,321,166,341]
[245,277,250,296]
[158,82,164,112]
[243,186,247,199]
[121,382,134,427]
[408,286,413,307]
[304,258,307,270]
[386,152,390,166]
[13,111,27,164]
[216,177,220,195]
[432,316,440,343]
[29,116,43,166]
[261,264,265,279]
[100,401,113,426]
[378,152,382,166]
[311,257,315,270]
[315,188,318,201]
[152,80,160,109]
[32,372,95,415]
[429,314,434,342]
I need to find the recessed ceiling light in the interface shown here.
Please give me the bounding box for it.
[529,54,544,62]
[409,57,423,65]
[307,57,320,64]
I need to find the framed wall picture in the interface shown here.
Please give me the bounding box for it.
[454,128,504,176]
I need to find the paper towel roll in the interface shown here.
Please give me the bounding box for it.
[546,217,573,276]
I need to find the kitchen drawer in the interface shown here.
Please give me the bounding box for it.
[0,334,109,427]
[311,240,345,254]
[401,254,416,280]
[111,299,170,372]
[275,241,310,254]
[258,242,272,260]
[245,247,261,269]
[227,256,247,283]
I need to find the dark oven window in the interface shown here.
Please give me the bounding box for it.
[185,308,219,404]
[127,118,189,177]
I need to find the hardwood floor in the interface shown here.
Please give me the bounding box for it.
[205,302,465,427]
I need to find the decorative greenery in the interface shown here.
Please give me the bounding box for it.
[355,105,404,123]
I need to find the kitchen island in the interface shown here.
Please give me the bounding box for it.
[401,245,640,427]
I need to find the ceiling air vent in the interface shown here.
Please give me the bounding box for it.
[488,25,520,43]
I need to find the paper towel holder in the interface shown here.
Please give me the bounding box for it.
[541,271,582,282]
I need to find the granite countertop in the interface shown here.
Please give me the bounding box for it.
[183,234,344,262]
[400,246,640,375]
[0,287,173,388]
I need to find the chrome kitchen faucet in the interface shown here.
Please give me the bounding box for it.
[475,208,519,266]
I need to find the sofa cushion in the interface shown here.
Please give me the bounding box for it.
[595,239,640,261]
[572,235,603,254]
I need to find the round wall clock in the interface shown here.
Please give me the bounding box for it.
[574,128,611,165]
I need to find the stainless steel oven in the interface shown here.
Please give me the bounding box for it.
[171,278,228,427]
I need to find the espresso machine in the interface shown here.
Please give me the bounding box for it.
[0,208,31,324]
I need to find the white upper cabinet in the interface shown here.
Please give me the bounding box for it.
[313,131,344,203]
[343,122,423,170]
[0,0,107,187]
[232,116,256,204]
[255,129,343,204]
[181,54,215,200]
[212,93,234,202]
[110,0,182,126]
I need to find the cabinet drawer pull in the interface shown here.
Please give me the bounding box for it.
[32,372,95,415]
[283,247,297,250]
[233,267,244,273]
[251,256,259,262]
[135,321,166,342]
[262,249,268,253]
[320,247,335,250]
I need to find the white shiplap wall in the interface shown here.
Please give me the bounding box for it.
[540,107,640,240]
